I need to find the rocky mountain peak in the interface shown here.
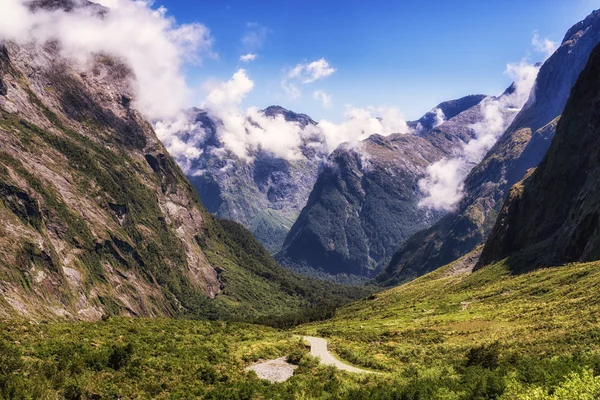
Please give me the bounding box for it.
[262,105,317,128]
[28,0,106,14]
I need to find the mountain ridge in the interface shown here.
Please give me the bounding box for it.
[377,8,600,286]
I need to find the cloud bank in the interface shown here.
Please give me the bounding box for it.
[156,68,410,171]
[0,0,212,120]
[418,61,540,211]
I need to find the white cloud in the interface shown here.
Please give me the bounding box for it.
[0,0,213,120]
[240,53,257,62]
[154,111,206,173]
[313,90,332,108]
[317,106,410,153]
[281,80,301,100]
[432,107,446,128]
[288,58,336,83]
[242,22,268,51]
[418,61,540,211]
[532,31,559,58]
[158,69,410,167]
[417,158,466,211]
[282,58,336,99]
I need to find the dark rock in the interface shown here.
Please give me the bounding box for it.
[477,42,600,272]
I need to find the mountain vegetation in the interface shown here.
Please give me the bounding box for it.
[183,106,325,254]
[477,41,600,273]
[278,95,489,281]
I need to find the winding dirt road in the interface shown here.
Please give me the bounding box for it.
[302,336,375,374]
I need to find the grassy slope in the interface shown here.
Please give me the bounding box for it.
[295,256,600,398]
[5,258,600,399]
[200,218,373,323]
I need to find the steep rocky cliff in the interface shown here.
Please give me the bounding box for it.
[477,42,600,272]
[377,9,600,286]
[0,5,364,320]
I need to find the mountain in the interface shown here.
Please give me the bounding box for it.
[277,94,490,281]
[0,9,366,320]
[377,9,600,286]
[173,95,485,257]
[410,94,487,132]
[178,106,325,254]
[477,42,600,272]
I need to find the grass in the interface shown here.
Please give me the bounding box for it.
[4,258,600,398]
[293,257,600,398]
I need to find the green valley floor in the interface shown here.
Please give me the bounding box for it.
[4,257,600,399]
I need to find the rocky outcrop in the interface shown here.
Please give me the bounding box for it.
[377,9,600,286]
[477,42,600,272]
[411,94,486,132]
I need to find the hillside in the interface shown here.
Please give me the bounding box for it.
[0,7,367,321]
[377,8,600,286]
[295,256,600,398]
[5,256,600,398]
[477,41,600,272]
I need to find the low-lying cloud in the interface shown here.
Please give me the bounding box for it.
[0,0,213,120]
[418,61,540,211]
[156,68,410,171]
[532,31,559,59]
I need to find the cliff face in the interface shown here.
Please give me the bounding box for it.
[0,11,362,320]
[477,42,600,272]
[0,38,220,319]
[377,9,600,286]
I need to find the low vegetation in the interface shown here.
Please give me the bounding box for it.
[3,259,600,398]
[295,258,600,399]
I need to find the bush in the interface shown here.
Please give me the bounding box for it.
[107,343,134,371]
[466,341,501,369]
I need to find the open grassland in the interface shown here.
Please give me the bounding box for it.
[4,259,600,398]
[298,258,600,399]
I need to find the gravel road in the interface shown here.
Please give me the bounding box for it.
[303,336,374,373]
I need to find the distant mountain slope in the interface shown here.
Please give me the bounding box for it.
[0,10,366,320]
[277,95,490,281]
[176,106,325,254]
[477,42,600,272]
[377,9,600,286]
[174,95,486,256]
[410,94,487,132]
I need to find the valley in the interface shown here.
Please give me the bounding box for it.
[2,1,600,399]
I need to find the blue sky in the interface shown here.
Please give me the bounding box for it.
[160,0,600,122]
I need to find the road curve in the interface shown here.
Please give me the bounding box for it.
[302,336,375,374]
